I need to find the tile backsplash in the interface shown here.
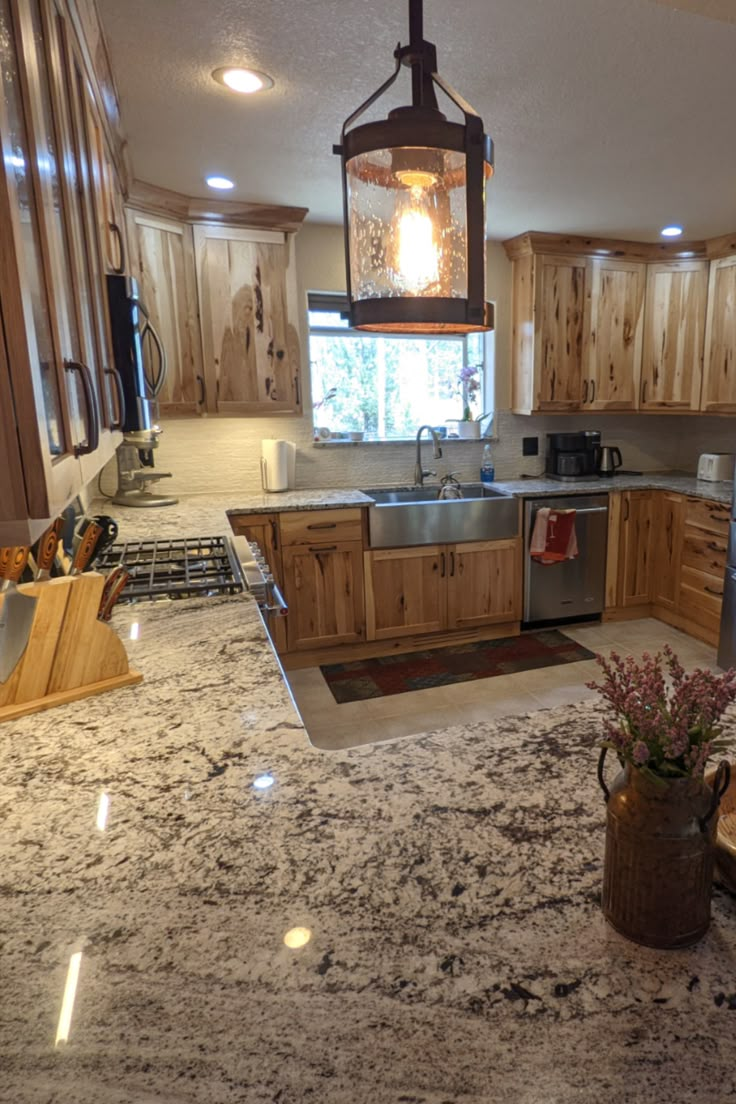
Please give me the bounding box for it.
[96,410,736,500]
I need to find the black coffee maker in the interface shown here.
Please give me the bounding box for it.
[545,431,601,481]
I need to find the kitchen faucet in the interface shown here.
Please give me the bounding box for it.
[414,425,443,486]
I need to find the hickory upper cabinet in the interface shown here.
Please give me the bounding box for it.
[509,251,587,413]
[584,259,645,411]
[126,210,205,415]
[193,224,302,416]
[639,261,708,411]
[701,255,736,413]
[0,0,124,542]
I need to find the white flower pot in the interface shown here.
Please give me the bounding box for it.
[456,421,481,440]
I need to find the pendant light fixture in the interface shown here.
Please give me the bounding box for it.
[333,0,494,334]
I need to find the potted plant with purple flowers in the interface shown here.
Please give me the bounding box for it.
[589,646,735,948]
[455,364,482,438]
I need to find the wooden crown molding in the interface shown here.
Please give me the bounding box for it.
[126,179,309,234]
[503,229,736,263]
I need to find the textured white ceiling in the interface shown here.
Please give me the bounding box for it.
[97,0,736,241]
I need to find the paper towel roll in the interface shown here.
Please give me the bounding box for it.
[261,439,294,492]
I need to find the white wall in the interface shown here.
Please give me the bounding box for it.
[101,223,733,499]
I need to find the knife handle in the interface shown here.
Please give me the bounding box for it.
[98,567,130,622]
[35,518,64,575]
[71,522,103,575]
[0,546,30,583]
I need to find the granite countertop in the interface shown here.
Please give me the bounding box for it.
[491,472,734,504]
[3,497,736,1101]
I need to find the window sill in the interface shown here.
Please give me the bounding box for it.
[312,435,496,448]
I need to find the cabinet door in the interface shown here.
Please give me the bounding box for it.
[534,254,586,410]
[63,35,118,439]
[641,262,707,410]
[283,542,364,651]
[701,256,736,413]
[0,0,81,519]
[127,212,204,414]
[194,224,302,415]
[651,492,683,610]
[447,539,521,630]
[364,546,446,640]
[619,491,654,606]
[586,259,645,411]
[228,512,286,653]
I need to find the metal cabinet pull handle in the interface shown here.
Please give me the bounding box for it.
[710,513,727,524]
[294,374,301,407]
[197,374,206,407]
[641,379,647,405]
[307,522,337,530]
[582,379,588,403]
[704,585,724,597]
[623,496,630,522]
[590,378,596,403]
[104,365,126,430]
[450,551,455,577]
[308,545,337,553]
[64,359,100,456]
[707,541,726,552]
[108,220,125,275]
[270,518,279,551]
[440,552,446,577]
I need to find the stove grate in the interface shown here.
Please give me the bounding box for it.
[94,535,244,601]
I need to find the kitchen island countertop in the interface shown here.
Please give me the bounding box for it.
[4,495,736,1102]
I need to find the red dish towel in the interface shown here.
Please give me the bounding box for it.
[530,507,579,564]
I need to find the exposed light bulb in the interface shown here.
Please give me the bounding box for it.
[397,200,439,293]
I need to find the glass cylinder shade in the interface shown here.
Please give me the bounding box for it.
[346,145,477,330]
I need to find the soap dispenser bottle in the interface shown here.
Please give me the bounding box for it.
[480,443,495,485]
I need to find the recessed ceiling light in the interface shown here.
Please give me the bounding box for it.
[660,225,684,238]
[212,67,274,94]
[206,175,235,190]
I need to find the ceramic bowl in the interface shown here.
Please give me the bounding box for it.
[348,431,364,441]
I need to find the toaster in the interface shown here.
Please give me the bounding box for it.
[697,453,735,482]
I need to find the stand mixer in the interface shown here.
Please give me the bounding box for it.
[112,429,177,508]
[107,274,177,508]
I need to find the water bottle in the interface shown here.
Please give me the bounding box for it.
[480,443,495,485]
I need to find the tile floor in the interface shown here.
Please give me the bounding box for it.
[285,618,719,751]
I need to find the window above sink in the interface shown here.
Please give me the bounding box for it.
[308,293,494,443]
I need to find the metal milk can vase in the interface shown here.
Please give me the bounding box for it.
[598,749,730,948]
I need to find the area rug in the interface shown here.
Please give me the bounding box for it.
[320,629,596,703]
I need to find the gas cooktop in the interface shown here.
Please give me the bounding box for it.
[94,536,244,602]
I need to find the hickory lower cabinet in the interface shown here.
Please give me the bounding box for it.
[364,538,522,641]
[605,490,728,647]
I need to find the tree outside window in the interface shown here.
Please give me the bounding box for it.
[308,295,490,440]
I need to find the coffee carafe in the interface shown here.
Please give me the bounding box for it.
[598,446,623,475]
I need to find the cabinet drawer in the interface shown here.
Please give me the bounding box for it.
[280,508,363,546]
[679,565,724,634]
[681,527,727,576]
[683,497,730,536]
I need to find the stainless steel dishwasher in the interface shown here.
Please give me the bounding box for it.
[523,494,608,626]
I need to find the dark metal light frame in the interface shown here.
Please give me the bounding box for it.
[333,0,494,334]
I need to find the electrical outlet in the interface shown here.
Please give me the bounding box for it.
[522,437,539,457]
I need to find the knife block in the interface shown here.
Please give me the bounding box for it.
[0,573,142,723]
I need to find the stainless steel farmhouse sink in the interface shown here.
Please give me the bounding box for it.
[362,483,519,548]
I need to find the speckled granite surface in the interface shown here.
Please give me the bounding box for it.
[491,472,734,504]
[2,573,736,1101]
